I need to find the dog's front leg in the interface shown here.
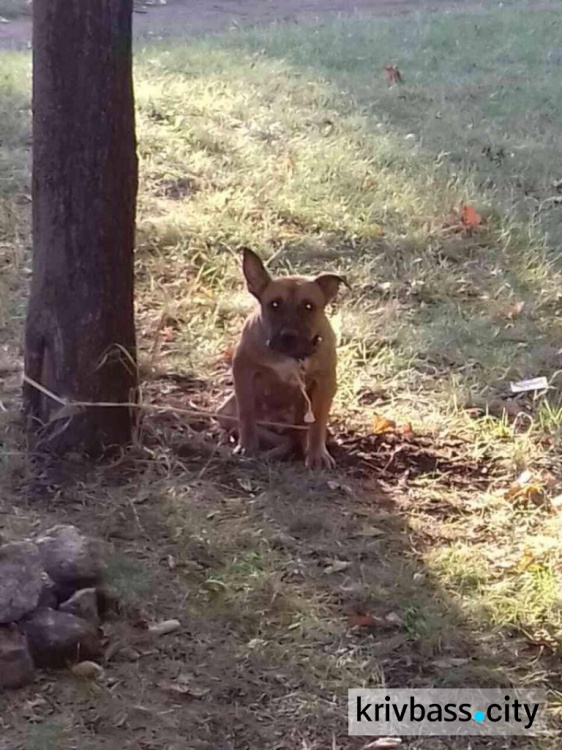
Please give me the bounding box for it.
[305,377,336,469]
[232,354,259,456]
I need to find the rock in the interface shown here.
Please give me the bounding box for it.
[37,574,59,610]
[59,588,99,625]
[22,608,102,668]
[96,585,121,618]
[0,627,35,689]
[70,661,104,681]
[35,525,104,587]
[0,541,43,624]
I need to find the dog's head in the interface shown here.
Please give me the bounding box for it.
[241,248,347,361]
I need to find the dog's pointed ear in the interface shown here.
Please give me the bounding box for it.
[314,274,349,304]
[242,248,271,300]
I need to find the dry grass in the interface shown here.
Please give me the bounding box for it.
[1,3,562,748]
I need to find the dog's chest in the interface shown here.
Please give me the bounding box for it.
[254,359,311,422]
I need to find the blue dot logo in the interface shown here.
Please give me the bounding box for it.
[473,711,485,722]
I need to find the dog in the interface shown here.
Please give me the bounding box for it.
[217,248,347,469]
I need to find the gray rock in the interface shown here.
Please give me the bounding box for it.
[0,541,43,624]
[34,525,104,586]
[37,573,59,610]
[0,626,35,689]
[22,608,102,668]
[59,588,99,625]
[95,585,121,618]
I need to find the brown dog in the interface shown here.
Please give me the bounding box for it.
[217,249,346,469]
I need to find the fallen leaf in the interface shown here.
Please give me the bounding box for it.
[371,414,396,435]
[433,657,469,669]
[349,613,379,629]
[398,422,414,439]
[460,203,482,229]
[385,611,403,626]
[324,560,352,574]
[504,469,544,501]
[514,548,535,573]
[504,300,525,320]
[354,526,385,538]
[362,739,402,750]
[148,619,181,636]
[159,680,210,699]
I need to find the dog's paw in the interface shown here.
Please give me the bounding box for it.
[305,444,335,470]
[234,438,259,458]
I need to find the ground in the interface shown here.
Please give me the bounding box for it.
[1,1,562,749]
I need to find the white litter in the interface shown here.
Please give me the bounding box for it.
[510,376,549,394]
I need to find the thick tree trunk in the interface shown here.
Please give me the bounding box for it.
[24,0,138,454]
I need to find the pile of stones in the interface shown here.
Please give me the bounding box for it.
[0,524,109,689]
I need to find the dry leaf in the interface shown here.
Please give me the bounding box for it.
[514,548,535,573]
[324,560,352,575]
[159,680,210,699]
[398,422,414,439]
[148,619,181,636]
[349,613,379,629]
[433,657,469,669]
[460,203,482,229]
[504,469,543,501]
[371,414,396,435]
[385,611,403,626]
[505,300,525,320]
[354,526,385,538]
[362,739,402,749]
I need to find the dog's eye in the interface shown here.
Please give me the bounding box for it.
[303,301,314,312]
[270,299,282,310]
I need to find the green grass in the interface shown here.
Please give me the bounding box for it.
[0,0,30,19]
[2,3,562,747]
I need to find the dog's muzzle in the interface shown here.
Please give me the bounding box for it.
[267,331,322,361]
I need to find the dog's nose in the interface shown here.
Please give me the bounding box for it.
[278,330,299,348]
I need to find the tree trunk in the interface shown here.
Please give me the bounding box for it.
[24,0,138,454]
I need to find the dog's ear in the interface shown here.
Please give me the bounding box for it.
[242,248,271,299]
[314,274,349,304]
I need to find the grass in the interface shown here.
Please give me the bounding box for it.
[2,2,562,748]
[0,0,30,19]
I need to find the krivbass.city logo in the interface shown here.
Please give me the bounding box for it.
[348,689,547,736]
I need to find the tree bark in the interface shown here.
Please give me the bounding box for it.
[24,0,138,454]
